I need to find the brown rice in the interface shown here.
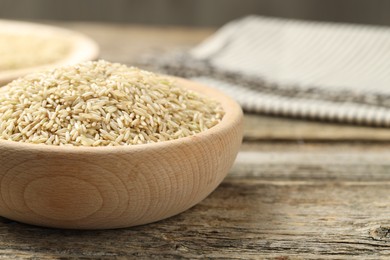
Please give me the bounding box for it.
[0,60,224,146]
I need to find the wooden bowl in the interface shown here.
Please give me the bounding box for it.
[0,77,243,229]
[0,20,99,86]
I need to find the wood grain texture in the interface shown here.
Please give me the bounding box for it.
[0,77,243,229]
[1,145,390,259]
[244,114,390,141]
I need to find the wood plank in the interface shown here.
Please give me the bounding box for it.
[244,114,390,141]
[0,148,390,259]
[240,141,390,152]
[3,191,387,260]
[233,150,390,181]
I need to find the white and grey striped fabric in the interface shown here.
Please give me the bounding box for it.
[139,16,390,126]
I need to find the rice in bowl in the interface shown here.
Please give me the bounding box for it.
[0,33,71,71]
[0,60,224,146]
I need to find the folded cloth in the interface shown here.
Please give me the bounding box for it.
[139,16,390,126]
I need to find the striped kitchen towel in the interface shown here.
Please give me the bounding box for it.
[139,16,390,126]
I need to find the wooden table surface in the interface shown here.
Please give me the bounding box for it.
[2,21,390,259]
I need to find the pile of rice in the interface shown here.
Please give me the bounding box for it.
[0,34,71,71]
[0,60,224,146]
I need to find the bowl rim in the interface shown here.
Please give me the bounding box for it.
[0,76,243,154]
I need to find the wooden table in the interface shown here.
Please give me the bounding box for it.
[2,21,390,259]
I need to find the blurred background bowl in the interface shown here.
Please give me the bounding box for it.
[0,20,99,86]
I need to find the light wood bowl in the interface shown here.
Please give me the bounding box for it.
[0,20,99,86]
[0,77,243,229]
